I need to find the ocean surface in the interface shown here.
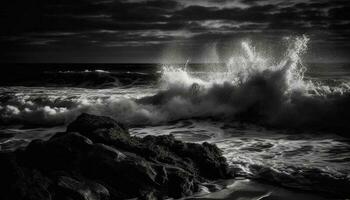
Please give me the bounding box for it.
[1,37,350,198]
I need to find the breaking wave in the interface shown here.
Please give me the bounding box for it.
[140,35,350,134]
[1,36,350,135]
[1,36,350,198]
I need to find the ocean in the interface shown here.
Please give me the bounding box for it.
[1,37,350,198]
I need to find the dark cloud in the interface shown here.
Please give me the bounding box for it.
[0,0,349,62]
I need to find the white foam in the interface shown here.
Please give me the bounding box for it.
[1,36,350,129]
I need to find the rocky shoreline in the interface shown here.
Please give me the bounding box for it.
[0,113,233,200]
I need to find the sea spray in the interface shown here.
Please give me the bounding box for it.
[160,35,310,94]
[1,38,350,198]
[0,36,350,133]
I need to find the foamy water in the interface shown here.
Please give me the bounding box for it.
[1,36,350,197]
[130,120,350,195]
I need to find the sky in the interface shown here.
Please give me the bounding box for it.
[0,0,349,63]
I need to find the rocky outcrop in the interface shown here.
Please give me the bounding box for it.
[0,113,232,200]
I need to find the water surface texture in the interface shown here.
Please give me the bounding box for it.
[1,37,350,197]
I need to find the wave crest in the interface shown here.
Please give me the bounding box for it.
[1,36,350,134]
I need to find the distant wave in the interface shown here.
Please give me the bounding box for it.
[58,69,111,74]
[0,69,119,88]
[1,36,350,135]
[2,36,350,199]
[0,68,157,88]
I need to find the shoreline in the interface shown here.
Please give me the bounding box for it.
[0,113,232,200]
[1,114,349,199]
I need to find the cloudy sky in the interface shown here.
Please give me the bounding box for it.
[1,0,349,63]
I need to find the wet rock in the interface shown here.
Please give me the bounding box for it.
[19,132,93,172]
[140,135,230,179]
[55,176,109,200]
[82,144,158,199]
[0,113,231,200]
[0,153,51,200]
[165,166,197,198]
[67,113,128,136]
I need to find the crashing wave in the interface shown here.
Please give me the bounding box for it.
[1,36,350,134]
[142,35,350,133]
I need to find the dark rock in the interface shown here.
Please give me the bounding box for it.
[67,113,128,135]
[165,166,196,198]
[0,113,231,200]
[140,135,230,179]
[82,144,158,199]
[0,153,51,200]
[19,132,93,172]
[55,176,109,200]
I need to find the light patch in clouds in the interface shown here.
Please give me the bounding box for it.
[139,30,194,39]
[1,0,350,62]
[27,39,57,46]
[199,20,264,30]
[178,0,248,8]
